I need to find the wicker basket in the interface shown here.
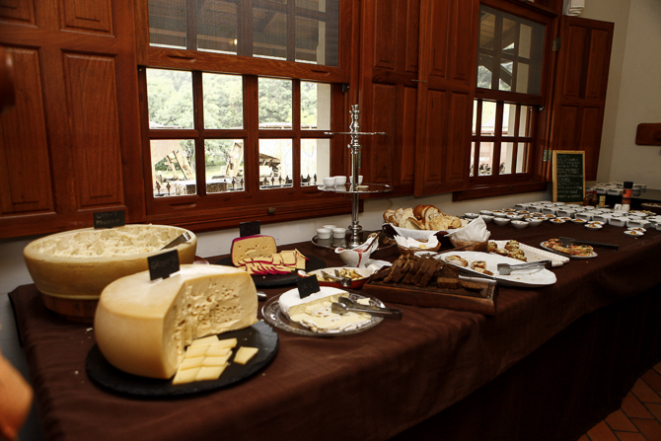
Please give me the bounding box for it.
[449,236,488,251]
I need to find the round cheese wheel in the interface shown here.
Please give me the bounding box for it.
[94,264,257,379]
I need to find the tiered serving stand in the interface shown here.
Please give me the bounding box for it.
[319,104,391,249]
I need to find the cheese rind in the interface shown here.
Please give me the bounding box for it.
[94,264,257,379]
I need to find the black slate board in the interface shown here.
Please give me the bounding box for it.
[86,321,278,397]
[552,150,585,203]
[214,254,326,287]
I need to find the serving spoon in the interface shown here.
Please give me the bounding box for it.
[332,298,402,319]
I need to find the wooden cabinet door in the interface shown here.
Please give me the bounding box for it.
[0,0,143,238]
[359,0,420,196]
[548,16,614,181]
[414,0,478,196]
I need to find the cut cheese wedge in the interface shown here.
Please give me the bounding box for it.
[94,264,257,379]
[233,347,259,365]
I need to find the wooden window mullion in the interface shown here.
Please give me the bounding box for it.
[244,75,259,193]
[192,71,206,196]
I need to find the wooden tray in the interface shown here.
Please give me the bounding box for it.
[362,280,498,315]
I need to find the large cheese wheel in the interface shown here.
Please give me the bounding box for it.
[94,264,257,379]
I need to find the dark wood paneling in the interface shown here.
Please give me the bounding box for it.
[449,0,475,84]
[370,83,396,184]
[60,0,113,33]
[0,46,53,214]
[585,28,610,100]
[429,0,449,78]
[0,0,34,24]
[562,26,585,99]
[404,0,419,73]
[399,85,416,184]
[423,90,446,184]
[445,91,470,185]
[64,53,124,208]
[580,106,602,178]
[372,0,397,70]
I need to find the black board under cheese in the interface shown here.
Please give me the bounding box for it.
[94,210,126,229]
[296,276,320,298]
[552,151,585,203]
[240,221,261,237]
[148,249,180,280]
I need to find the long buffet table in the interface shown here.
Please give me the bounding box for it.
[8,221,661,441]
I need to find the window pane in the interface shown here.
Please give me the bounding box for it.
[470,142,477,177]
[148,0,186,49]
[479,11,496,50]
[503,103,516,136]
[253,1,287,61]
[197,1,238,55]
[516,62,529,94]
[259,139,292,189]
[147,69,194,129]
[516,142,528,173]
[500,142,514,175]
[295,1,339,66]
[151,139,196,197]
[301,139,330,186]
[519,106,532,137]
[481,101,496,136]
[203,73,243,129]
[478,142,494,176]
[259,78,293,129]
[477,54,493,89]
[301,82,331,130]
[205,140,245,194]
[519,24,532,58]
[499,60,513,91]
[502,18,517,54]
[472,101,478,135]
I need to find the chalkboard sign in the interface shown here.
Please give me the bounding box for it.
[552,151,585,203]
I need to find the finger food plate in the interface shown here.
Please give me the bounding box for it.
[539,241,597,259]
[307,267,375,289]
[262,288,384,337]
[488,240,569,267]
[440,251,557,287]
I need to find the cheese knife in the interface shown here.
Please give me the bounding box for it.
[559,237,619,250]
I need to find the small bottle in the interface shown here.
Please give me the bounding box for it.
[583,187,592,206]
[622,181,633,207]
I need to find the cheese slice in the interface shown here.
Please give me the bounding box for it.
[230,235,277,266]
[94,264,258,379]
[172,367,200,385]
[233,347,259,365]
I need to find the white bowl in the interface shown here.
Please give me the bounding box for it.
[506,214,523,220]
[511,220,528,229]
[492,211,508,218]
[525,218,543,227]
[480,210,493,216]
[332,227,347,238]
[549,218,566,224]
[334,175,347,186]
[316,228,331,239]
[465,212,480,219]
[480,215,494,223]
[493,217,511,226]
[322,177,335,188]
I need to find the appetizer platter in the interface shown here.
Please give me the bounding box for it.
[262,288,386,337]
[440,251,557,287]
[487,240,569,267]
[86,321,278,397]
[307,267,375,289]
[540,238,597,259]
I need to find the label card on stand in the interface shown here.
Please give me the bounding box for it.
[94,210,126,229]
[148,250,180,280]
[296,276,320,299]
[240,221,261,237]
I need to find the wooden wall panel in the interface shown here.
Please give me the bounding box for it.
[557,105,578,150]
[449,0,476,84]
[398,86,416,184]
[64,53,124,209]
[0,46,53,214]
[585,29,610,100]
[445,91,470,185]
[403,0,419,73]
[562,26,585,99]
[429,0,449,78]
[0,0,34,24]
[580,106,601,179]
[60,0,113,34]
[423,90,446,183]
[370,83,396,184]
[372,0,396,70]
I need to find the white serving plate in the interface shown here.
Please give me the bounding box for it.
[439,251,557,288]
[540,242,598,259]
[489,240,569,267]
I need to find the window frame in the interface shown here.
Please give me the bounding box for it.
[135,0,356,228]
[454,0,557,201]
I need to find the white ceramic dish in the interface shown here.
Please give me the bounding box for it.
[493,217,511,226]
[439,251,557,287]
[480,215,494,223]
[489,240,569,267]
[608,218,627,227]
[465,213,480,219]
[571,218,587,224]
[626,227,646,233]
[549,218,566,224]
[511,220,528,229]
[585,223,603,230]
[525,218,543,227]
[307,267,375,289]
[506,214,524,220]
[624,230,644,236]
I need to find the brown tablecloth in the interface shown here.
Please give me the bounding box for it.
[9,222,661,441]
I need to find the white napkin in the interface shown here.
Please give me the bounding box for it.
[446,217,491,242]
[394,235,439,250]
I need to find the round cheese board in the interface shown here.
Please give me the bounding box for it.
[86,321,278,397]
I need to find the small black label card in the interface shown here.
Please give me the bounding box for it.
[296,275,320,299]
[94,210,126,229]
[240,221,261,237]
[148,249,180,280]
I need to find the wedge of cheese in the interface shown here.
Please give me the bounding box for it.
[94,264,257,379]
[230,235,278,266]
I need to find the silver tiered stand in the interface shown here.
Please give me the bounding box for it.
[319,104,391,249]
